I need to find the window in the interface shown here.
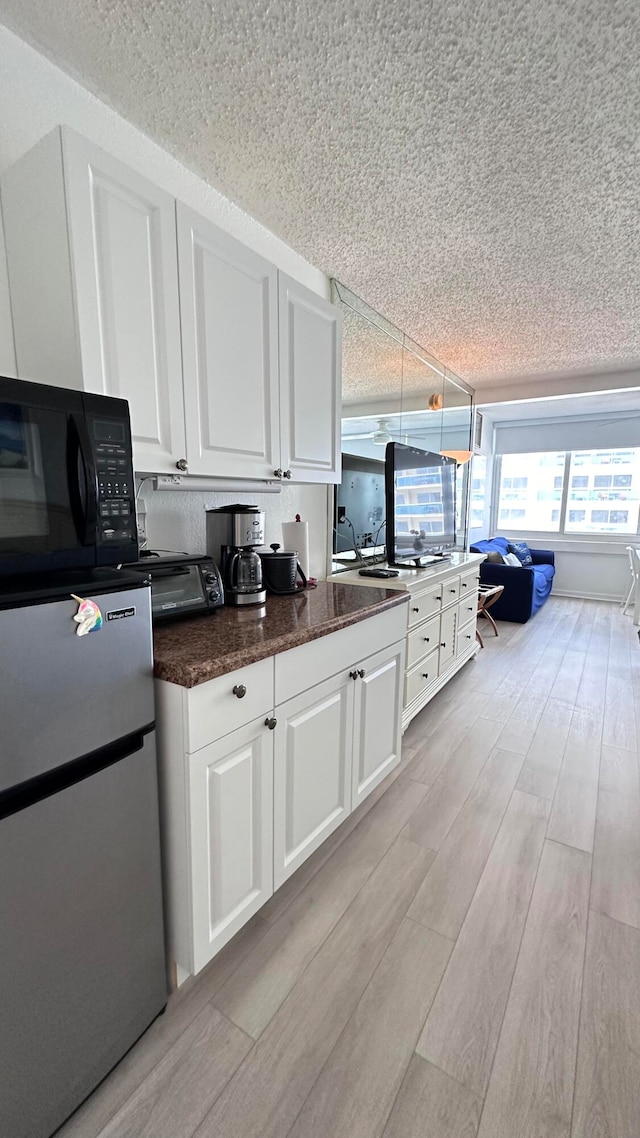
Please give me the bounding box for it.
[469,454,487,529]
[496,447,640,536]
[496,452,565,532]
[565,449,640,534]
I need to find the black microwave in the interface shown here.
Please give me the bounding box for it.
[0,375,138,578]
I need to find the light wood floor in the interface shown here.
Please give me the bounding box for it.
[58,597,640,1138]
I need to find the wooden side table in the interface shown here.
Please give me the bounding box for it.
[476,584,504,648]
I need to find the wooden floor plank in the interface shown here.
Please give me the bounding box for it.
[416,790,550,1097]
[403,690,490,786]
[407,747,524,940]
[213,774,428,1038]
[516,697,573,800]
[402,717,504,851]
[603,616,637,753]
[547,706,603,853]
[57,913,269,1138]
[196,837,433,1138]
[98,1005,251,1138]
[381,1055,482,1138]
[287,918,452,1138]
[476,840,591,1138]
[571,911,640,1138]
[591,744,640,929]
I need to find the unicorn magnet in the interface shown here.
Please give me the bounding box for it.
[71,595,103,636]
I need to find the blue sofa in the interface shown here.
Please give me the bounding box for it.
[470,537,555,624]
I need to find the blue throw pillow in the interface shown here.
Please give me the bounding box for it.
[508,541,533,566]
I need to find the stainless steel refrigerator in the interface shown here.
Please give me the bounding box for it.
[0,568,167,1138]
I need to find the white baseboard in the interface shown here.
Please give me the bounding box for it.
[552,588,623,603]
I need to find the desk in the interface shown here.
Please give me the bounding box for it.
[477,584,504,648]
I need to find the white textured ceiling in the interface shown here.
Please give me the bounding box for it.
[2,0,640,385]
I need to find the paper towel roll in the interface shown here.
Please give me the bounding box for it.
[282,520,310,579]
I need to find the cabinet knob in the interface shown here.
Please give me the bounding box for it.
[449,588,456,593]
[274,468,283,478]
[349,670,358,680]
[175,458,188,472]
[412,606,420,613]
[423,636,430,642]
[283,469,292,479]
[466,634,472,639]
[265,716,277,730]
[441,642,447,648]
[461,582,468,588]
[232,684,247,699]
[358,668,365,678]
[435,595,442,601]
[422,672,430,679]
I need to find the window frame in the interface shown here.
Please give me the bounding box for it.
[491,449,640,542]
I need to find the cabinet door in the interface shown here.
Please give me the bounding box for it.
[188,717,273,973]
[274,672,353,889]
[62,130,186,474]
[438,605,458,672]
[278,273,342,483]
[177,204,280,478]
[352,640,404,807]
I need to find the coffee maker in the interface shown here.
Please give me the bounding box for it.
[206,505,267,606]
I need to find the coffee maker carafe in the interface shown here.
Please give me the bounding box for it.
[206,505,267,606]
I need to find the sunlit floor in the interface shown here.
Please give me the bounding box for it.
[59,597,640,1138]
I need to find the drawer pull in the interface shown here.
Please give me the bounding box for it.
[232,684,247,699]
[265,716,277,730]
[461,581,468,588]
[435,595,442,601]
[422,672,430,679]
[423,636,430,642]
[441,641,447,648]
[466,634,472,639]
[449,588,456,594]
[358,668,365,678]
[412,606,420,613]
[349,670,358,680]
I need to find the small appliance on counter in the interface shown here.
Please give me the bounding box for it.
[260,544,308,595]
[128,554,224,621]
[206,504,267,606]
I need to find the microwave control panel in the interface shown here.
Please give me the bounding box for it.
[93,418,135,545]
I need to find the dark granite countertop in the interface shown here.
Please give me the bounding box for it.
[153,581,408,688]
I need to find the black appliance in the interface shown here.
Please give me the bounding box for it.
[260,544,308,595]
[0,375,137,577]
[129,554,224,621]
[385,442,457,566]
[334,454,386,556]
[206,505,267,606]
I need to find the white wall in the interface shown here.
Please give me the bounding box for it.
[0,26,331,575]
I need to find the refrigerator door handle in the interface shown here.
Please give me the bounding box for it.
[68,413,98,547]
[0,724,154,822]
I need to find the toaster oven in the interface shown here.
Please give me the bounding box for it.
[129,554,224,621]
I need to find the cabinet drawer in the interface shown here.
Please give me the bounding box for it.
[405,649,439,706]
[441,576,461,606]
[275,605,407,704]
[458,595,477,627]
[407,585,443,630]
[456,619,476,656]
[407,615,440,668]
[459,567,480,594]
[186,658,274,752]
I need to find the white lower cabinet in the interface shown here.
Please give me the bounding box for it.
[274,671,353,889]
[156,605,408,981]
[189,716,274,973]
[351,641,404,808]
[438,605,458,672]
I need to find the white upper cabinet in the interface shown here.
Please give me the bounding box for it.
[177,204,281,479]
[1,128,187,474]
[278,273,342,484]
